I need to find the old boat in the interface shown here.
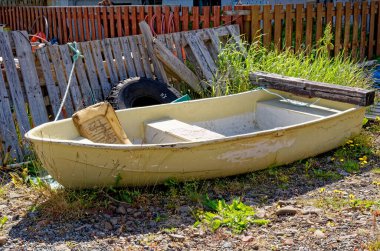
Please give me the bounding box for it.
[25,84,370,188]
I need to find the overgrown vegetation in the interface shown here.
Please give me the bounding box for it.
[211,25,372,96]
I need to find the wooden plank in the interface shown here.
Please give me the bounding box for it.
[116,6,122,37]
[206,28,221,54]
[110,38,127,80]
[274,5,282,51]
[212,6,221,28]
[137,35,153,79]
[73,7,79,41]
[334,2,343,57]
[153,37,202,93]
[77,7,84,42]
[184,32,214,81]
[96,7,102,39]
[326,3,333,26]
[12,31,48,126]
[102,6,108,38]
[131,6,137,35]
[250,72,375,107]
[72,45,94,107]
[155,6,162,34]
[48,46,75,116]
[62,8,68,43]
[102,38,119,85]
[123,6,130,36]
[109,7,116,38]
[163,6,170,33]
[79,42,103,102]
[83,7,90,41]
[352,2,360,59]
[164,33,176,55]
[139,21,168,83]
[0,64,23,161]
[366,3,374,58]
[90,40,111,97]
[343,2,351,58]
[192,7,200,30]
[263,5,271,48]
[89,7,96,40]
[173,6,180,31]
[59,45,86,111]
[67,7,73,42]
[35,47,61,119]
[172,32,183,62]
[360,2,368,60]
[128,35,145,77]
[226,25,247,56]
[285,4,292,49]
[0,32,30,135]
[295,4,303,52]
[120,36,137,78]
[182,6,189,31]
[52,6,58,41]
[305,3,313,53]
[202,6,210,29]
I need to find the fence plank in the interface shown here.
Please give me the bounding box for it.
[79,42,103,102]
[295,4,303,52]
[35,47,61,119]
[59,45,85,111]
[285,4,293,49]
[192,7,200,30]
[0,66,23,161]
[274,5,282,51]
[62,8,68,43]
[90,7,96,40]
[131,7,137,35]
[48,45,75,116]
[368,2,376,59]
[116,6,122,37]
[96,7,102,39]
[128,36,145,77]
[360,2,368,60]
[102,38,119,85]
[352,2,360,59]
[263,5,271,48]
[0,32,31,135]
[102,6,108,38]
[90,40,111,97]
[305,3,313,53]
[73,48,94,107]
[182,7,189,32]
[119,36,137,78]
[12,31,48,126]
[73,7,79,41]
[334,3,343,57]
[343,2,351,58]
[67,8,74,42]
[137,35,153,79]
[110,38,127,80]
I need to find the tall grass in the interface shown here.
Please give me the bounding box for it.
[211,25,372,96]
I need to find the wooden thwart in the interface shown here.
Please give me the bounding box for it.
[250,72,375,107]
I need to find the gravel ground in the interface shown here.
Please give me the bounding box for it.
[1,123,379,250]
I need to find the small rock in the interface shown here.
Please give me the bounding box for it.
[241,235,254,242]
[0,236,7,246]
[275,206,299,216]
[116,206,126,215]
[283,238,294,245]
[168,234,185,241]
[222,241,233,249]
[104,221,113,230]
[55,243,70,251]
[255,208,266,218]
[133,212,142,217]
[110,217,119,226]
[178,206,191,214]
[301,206,323,215]
[314,230,326,238]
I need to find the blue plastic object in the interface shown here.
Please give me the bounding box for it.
[171,94,191,103]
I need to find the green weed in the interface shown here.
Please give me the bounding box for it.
[195,198,269,233]
[312,169,342,181]
[0,216,8,229]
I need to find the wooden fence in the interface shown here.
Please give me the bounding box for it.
[1,2,380,59]
[0,25,239,164]
[0,0,47,7]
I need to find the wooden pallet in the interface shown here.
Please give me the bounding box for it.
[0,24,241,163]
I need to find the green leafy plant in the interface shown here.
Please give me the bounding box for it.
[0,216,8,229]
[195,198,269,233]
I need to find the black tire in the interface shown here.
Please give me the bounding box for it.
[107,77,182,110]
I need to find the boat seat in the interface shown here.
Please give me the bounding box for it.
[256,99,341,129]
[145,119,225,144]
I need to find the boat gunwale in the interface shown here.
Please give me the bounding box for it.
[25,105,360,150]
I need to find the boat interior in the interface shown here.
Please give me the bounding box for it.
[30,90,355,145]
